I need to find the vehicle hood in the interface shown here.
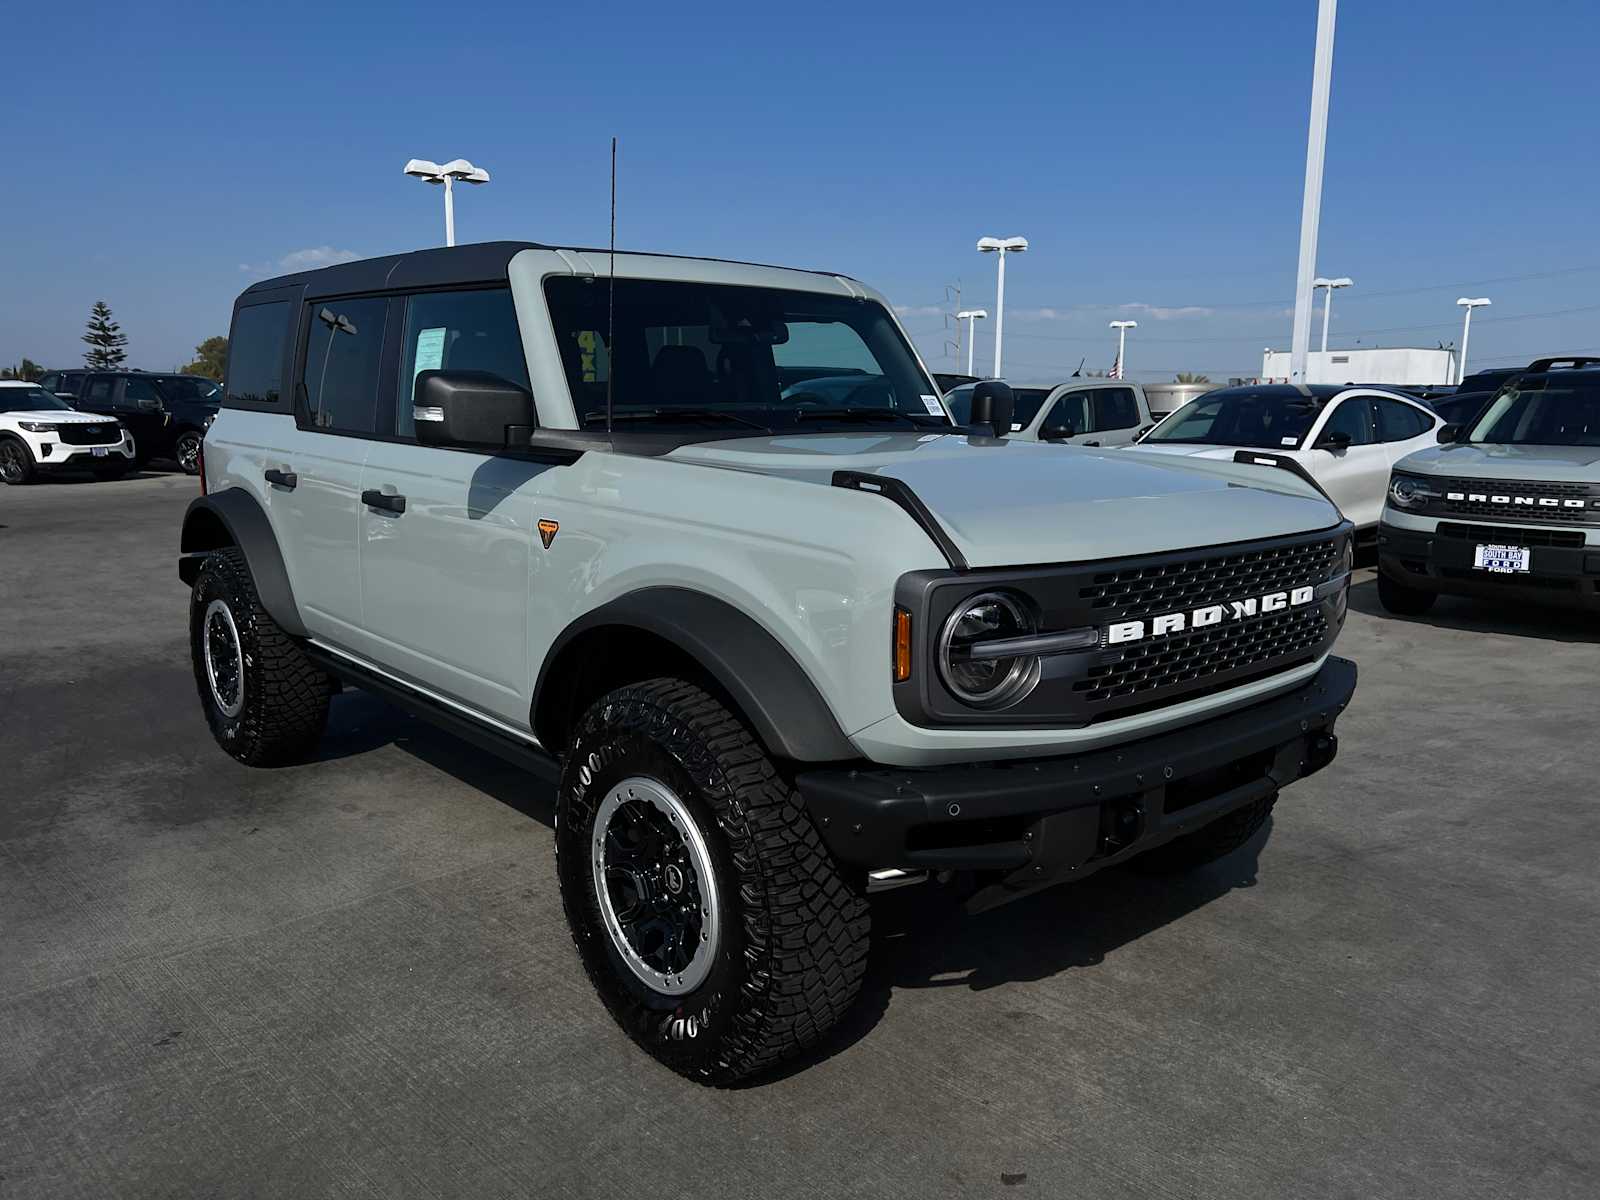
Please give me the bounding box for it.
[1397,442,1600,483]
[667,432,1340,568]
[1126,441,1295,462]
[3,410,120,424]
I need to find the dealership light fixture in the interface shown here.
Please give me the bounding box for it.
[977,237,1027,376]
[1455,297,1491,384]
[1312,276,1353,353]
[955,309,988,376]
[403,157,492,247]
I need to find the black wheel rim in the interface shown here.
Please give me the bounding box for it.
[176,434,200,472]
[591,777,721,995]
[0,443,24,482]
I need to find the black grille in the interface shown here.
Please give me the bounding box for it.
[1436,522,1585,549]
[1433,477,1599,526]
[57,422,122,446]
[1079,536,1339,619]
[1074,606,1328,705]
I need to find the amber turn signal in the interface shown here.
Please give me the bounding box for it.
[893,607,913,682]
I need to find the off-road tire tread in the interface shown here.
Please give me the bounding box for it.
[1377,571,1438,616]
[191,547,332,766]
[557,678,869,1085]
[1131,793,1277,875]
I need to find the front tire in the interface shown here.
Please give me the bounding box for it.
[0,437,35,485]
[189,547,334,766]
[1378,570,1438,616]
[556,679,869,1085]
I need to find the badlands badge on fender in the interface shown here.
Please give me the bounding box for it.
[538,519,559,549]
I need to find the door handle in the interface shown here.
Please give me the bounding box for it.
[265,468,297,489]
[362,488,407,515]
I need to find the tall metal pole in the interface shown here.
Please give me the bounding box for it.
[1290,0,1338,384]
[993,250,1007,377]
[1117,324,1128,376]
[1458,308,1472,384]
[443,175,456,247]
[1319,284,1333,352]
[966,315,977,376]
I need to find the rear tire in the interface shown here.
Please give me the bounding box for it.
[0,437,35,485]
[1130,794,1276,875]
[173,430,203,475]
[1378,570,1438,616]
[556,678,869,1085]
[189,547,334,766]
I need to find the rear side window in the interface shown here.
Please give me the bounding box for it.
[1092,387,1140,431]
[299,297,389,434]
[227,302,290,406]
[1373,397,1431,442]
[396,288,527,438]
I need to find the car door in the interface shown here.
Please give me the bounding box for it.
[1300,394,1388,527]
[357,286,544,725]
[269,294,392,648]
[78,374,116,418]
[1373,394,1442,471]
[115,376,173,457]
[1088,386,1144,446]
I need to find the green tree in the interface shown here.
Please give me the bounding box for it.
[181,335,228,380]
[0,357,45,381]
[82,301,129,368]
[1175,372,1211,384]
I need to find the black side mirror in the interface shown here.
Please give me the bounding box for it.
[1317,430,1352,451]
[414,370,536,449]
[1437,423,1460,444]
[968,380,1015,439]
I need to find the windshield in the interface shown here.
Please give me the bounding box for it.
[1468,376,1600,446]
[944,386,1051,429]
[544,278,949,434]
[1143,390,1321,449]
[0,387,72,412]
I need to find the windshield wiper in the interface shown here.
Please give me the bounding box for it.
[794,407,933,427]
[584,408,772,432]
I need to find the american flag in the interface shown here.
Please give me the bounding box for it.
[1108,355,1122,380]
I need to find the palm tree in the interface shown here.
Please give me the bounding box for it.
[1175,372,1210,384]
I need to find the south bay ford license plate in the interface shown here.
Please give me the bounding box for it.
[1474,544,1530,574]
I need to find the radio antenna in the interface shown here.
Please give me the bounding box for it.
[605,136,617,435]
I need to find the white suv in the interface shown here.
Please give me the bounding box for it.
[1133,383,1441,530]
[180,241,1358,1083]
[0,381,134,484]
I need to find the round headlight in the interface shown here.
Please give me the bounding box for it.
[938,591,1041,709]
[1389,475,1432,509]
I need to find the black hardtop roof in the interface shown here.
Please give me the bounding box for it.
[239,240,853,301]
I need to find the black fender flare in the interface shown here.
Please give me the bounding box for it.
[534,587,859,763]
[178,488,306,637]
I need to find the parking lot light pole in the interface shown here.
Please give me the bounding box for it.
[1313,276,1353,353]
[977,236,1028,377]
[955,310,987,375]
[1289,0,1338,384]
[1456,297,1491,383]
[403,158,492,247]
[1109,320,1137,378]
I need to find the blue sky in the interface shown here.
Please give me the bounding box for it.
[6,0,1598,383]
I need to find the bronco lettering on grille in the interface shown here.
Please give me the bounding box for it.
[1106,585,1316,646]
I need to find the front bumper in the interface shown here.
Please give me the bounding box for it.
[1378,520,1600,610]
[36,438,135,468]
[797,656,1356,905]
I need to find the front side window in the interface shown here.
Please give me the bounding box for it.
[1319,397,1376,446]
[35,373,60,392]
[122,377,164,408]
[227,302,290,406]
[1092,387,1140,431]
[299,297,389,434]
[0,387,71,412]
[82,377,114,406]
[545,278,945,435]
[1041,392,1091,437]
[1144,390,1323,449]
[1470,376,1600,446]
[397,288,528,438]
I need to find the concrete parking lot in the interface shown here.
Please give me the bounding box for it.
[2,471,1597,1199]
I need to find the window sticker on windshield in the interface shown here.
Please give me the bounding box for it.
[920,394,945,417]
[413,328,446,380]
[1281,436,1297,446]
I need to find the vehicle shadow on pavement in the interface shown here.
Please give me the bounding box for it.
[1346,576,1600,644]
[753,823,1270,1085]
[27,469,169,485]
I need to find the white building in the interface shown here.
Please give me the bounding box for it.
[1259,347,1457,386]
